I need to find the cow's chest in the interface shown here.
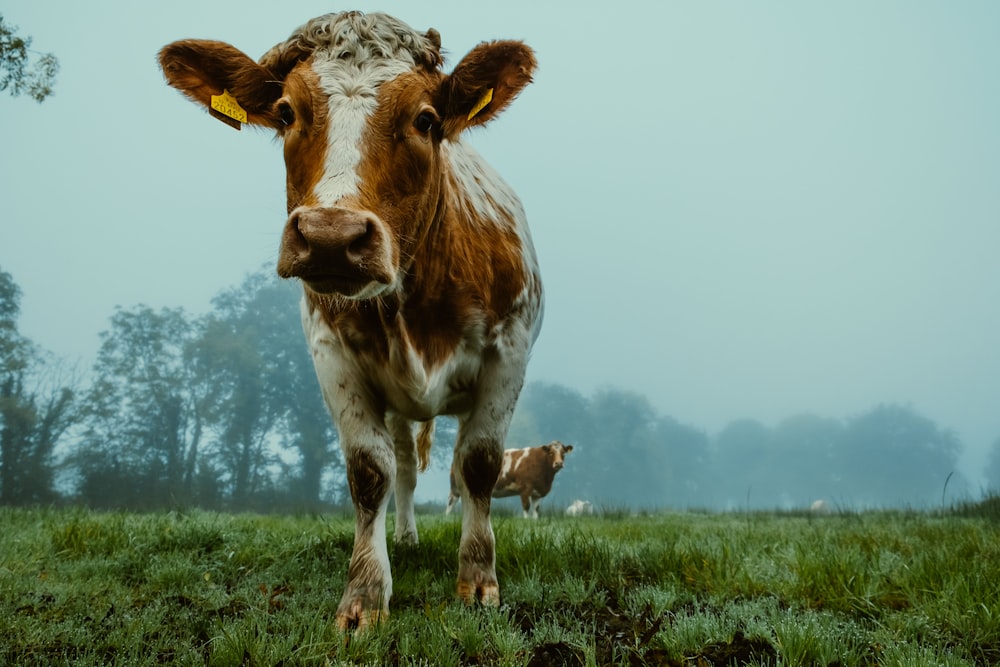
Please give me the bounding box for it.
[303,297,488,420]
[375,333,483,419]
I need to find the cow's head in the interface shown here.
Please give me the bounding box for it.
[159,12,535,299]
[544,441,573,471]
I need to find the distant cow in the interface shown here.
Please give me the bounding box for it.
[159,11,541,630]
[447,441,573,518]
[565,499,593,517]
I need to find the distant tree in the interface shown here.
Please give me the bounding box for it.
[837,404,965,506]
[769,413,844,505]
[194,271,339,508]
[654,415,709,507]
[711,418,772,508]
[255,275,341,506]
[0,359,75,505]
[74,305,205,509]
[515,382,592,446]
[0,14,58,101]
[580,387,662,507]
[0,268,76,505]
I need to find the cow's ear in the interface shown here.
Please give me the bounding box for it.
[438,40,535,139]
[564,445,573,453]
[159,40,283,130]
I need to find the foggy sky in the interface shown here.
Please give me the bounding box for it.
[2,1,998,486]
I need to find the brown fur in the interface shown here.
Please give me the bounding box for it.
[158,41,282,126]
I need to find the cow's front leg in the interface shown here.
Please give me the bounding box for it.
[336,414,396,631]
[453,432,504,605]
[529,496,541,519]
[387,413,418,544]
[453,349,527,605]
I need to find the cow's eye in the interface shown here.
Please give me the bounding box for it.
[277,101,295,127]
[413,111,436,134]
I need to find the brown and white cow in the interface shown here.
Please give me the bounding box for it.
[447,441,573,518]
[158,12,542,630]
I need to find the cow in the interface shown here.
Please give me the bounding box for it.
[158,11,542,630]
[565,499,594,517]
[447,441,573,518]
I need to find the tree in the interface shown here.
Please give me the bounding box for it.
[837,404,966,506]
[0,14,58,102]
[194,271,339,508]
[74,305,205,509]
[0,360,75,505]
[653,415,709,507]
[515,382,592,446]
[575,388,662,507]
[769,413,844,505]
[0,268,76,505]
[711,418,773,508]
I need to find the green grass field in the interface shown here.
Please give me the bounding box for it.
[1,501,998,666]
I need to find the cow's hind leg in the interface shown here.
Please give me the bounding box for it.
[388,413,419,544]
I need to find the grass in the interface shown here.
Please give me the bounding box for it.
[0,501,998,666]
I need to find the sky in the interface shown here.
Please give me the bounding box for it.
[2,1,999,488]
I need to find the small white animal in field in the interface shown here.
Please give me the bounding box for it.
[810,499,831,514]
[565,499,593,517]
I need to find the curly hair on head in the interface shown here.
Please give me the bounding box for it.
[259,11,443,80]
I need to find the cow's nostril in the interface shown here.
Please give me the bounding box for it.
[347,221,376,258]
[286,210,308,246]
[278,207,391,292]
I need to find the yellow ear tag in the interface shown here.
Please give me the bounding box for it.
[467,87,494,120]
[210,89,248,131]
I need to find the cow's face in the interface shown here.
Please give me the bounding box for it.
[159,12,535,299]
[545,441,573,471]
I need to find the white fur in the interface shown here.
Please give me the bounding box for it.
[310,56,413,207]
[810,499,831,514]
[445,142,524,227]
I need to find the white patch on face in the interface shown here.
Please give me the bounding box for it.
[310,55,413,207]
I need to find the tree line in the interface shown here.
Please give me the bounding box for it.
[510,384,976,510]
[2,268,336,510]
[1,266,997,511]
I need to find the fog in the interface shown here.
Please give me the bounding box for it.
[2,1,998,494]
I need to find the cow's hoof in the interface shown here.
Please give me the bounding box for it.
[393,528,419,545]
[335,603,387,632]
[457,580,500,606]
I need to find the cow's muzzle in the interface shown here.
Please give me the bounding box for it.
[277,206,395,297]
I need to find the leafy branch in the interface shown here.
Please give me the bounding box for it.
[0,14,59,102]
